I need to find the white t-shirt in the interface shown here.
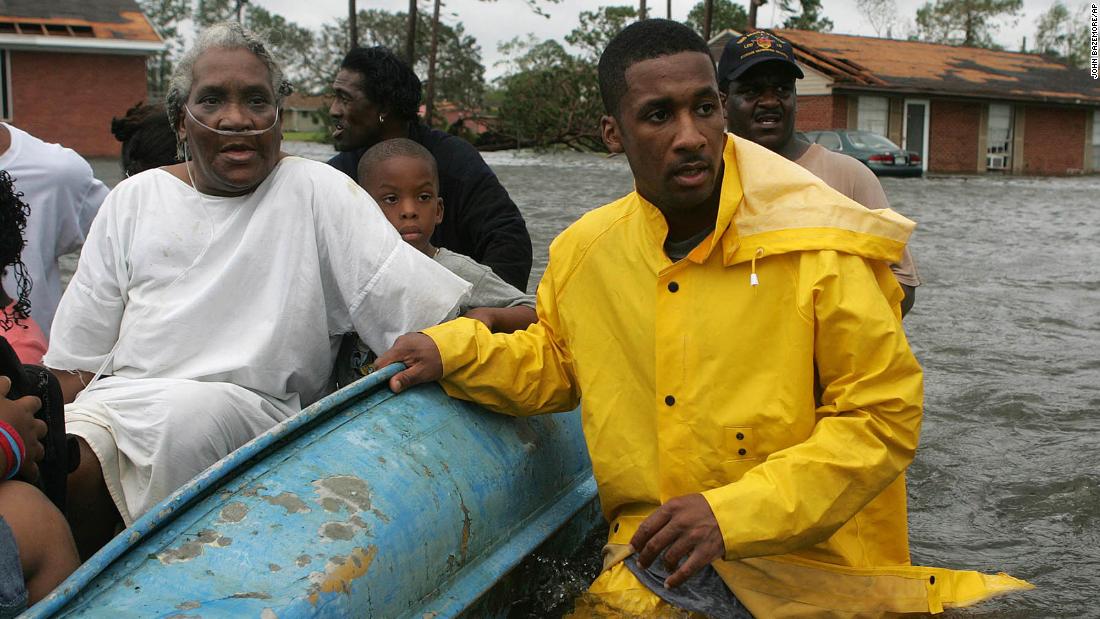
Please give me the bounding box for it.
[0,123,110,337]
[45,156,470,408]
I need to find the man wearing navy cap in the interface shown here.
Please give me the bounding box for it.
[719,31,920,314]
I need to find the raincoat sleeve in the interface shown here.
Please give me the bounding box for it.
[701,250,923,560]
[421,257,579,416]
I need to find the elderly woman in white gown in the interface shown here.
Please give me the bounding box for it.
[45,22,470,557]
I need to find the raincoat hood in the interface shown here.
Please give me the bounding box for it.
[635,133,915,269]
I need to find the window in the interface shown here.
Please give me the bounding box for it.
[816,132,843,151]
[1092,110,1100,171]
[857,96,889,136]
[987,103,1013,170]
[848,131,899,150]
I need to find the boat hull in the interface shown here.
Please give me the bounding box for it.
[29,367,599,618]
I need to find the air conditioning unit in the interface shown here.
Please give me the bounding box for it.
[987,154,1008,170]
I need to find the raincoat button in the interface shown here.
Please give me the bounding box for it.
[736,432,745,440]
[667,281,679,292]
[664,395,675,406]
[738,448,747,456]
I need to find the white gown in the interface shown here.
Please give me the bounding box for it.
[44,157,470,522]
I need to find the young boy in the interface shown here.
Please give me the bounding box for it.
[357,139,536,334]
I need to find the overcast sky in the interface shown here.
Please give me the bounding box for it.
[250,0,1059,79]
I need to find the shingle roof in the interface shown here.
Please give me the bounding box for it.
[712,29,1100,106]
[0,0,160,43]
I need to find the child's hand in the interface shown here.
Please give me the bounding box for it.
[461,307,496,331]
[0,376,45,482]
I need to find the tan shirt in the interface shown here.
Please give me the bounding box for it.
[795,144,920,287]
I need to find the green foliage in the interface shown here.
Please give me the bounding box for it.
[780,0,833,31]
[494,37,604,151]
[913,0,1022,47]
[324,8,487,108]
[138,2,485,109]
[685,0,749,36]
[193,0,235,27]
[564,5,637,61]
[492,5,650,150]
[1034,1,1092,67]
[245,6,316,91]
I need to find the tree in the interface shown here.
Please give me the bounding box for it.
[245,6,316,91]
[686,0,748,36]
[913,0,1022,48]
[564,5,638,61]
[780,0,833,31]
[494,37,604,150]
[138,0,191,97]
[1034,1,1091,67]
[193,0,235,27]
[424,0,443,127]
[313,9,486,109]
[493,5,650,151]
[855,0,898,37]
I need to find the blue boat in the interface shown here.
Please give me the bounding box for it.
[26,366,600,618]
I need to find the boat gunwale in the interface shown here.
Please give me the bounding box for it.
[27,366,404,617]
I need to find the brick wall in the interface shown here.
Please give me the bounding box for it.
[10,51,149,157]
[796,95,834,131]
[928,100,982,173]
[1022,106,1087,175]
[795,94,850,131]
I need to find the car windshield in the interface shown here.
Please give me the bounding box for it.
[847,131,899,150]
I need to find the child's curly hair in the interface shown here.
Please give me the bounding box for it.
[0,169,31,330]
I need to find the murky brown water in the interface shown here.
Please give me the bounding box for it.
[80,144,1098,616]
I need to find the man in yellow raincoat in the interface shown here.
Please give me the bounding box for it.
[377,19,1030,617]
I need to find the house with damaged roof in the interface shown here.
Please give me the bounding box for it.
[710,29,1100,176]
[0,0,162,156]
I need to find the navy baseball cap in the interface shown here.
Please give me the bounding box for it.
[717,31,804,87]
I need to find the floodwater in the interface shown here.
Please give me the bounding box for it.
[85,144,1098,616]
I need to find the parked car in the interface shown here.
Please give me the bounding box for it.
[802,129,923,177]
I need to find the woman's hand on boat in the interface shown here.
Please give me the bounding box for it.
[630,493,725,589]
[375,333,444,393]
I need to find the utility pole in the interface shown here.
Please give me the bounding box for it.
[667,0,672,19]
[424,0,442,127]
[349,0,358,50]
[703,0,713,39]
[639,0,647,20]
[748,0,763,29]
[234,0,248,23]
[406,0,417,65]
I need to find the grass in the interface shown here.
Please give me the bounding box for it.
[282,131,329,143]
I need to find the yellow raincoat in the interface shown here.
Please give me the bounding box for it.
[423,134,1031,616]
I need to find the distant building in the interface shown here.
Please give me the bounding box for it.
[420,102,495,136]
[283,93,327,134]
[0,0,162,157]
[710,29,1100,176]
